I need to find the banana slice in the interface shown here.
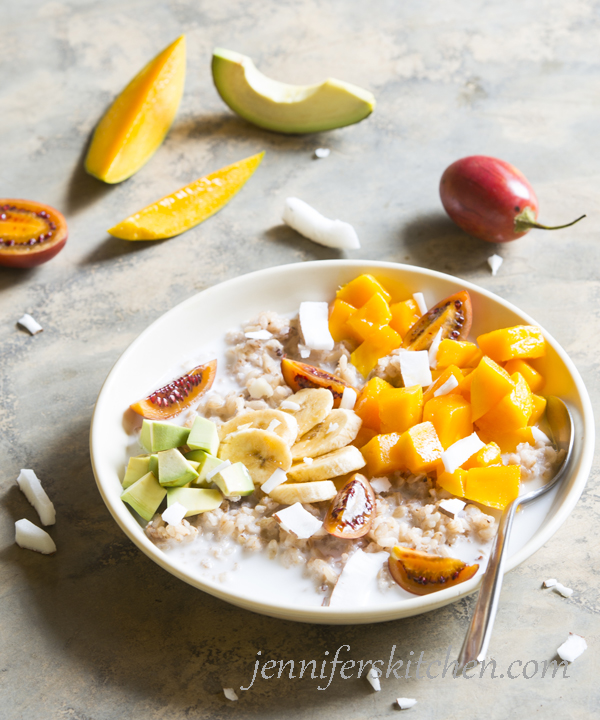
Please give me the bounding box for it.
[280,388,333,436]
[287,446,366,483]
[291,409,362,460]
[219,428,292,485]
[219,409,298,445]
[268,480,337,504]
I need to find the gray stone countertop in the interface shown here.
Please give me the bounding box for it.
[1,1,598,718]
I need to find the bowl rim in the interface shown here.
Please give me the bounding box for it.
[90,259,595,624]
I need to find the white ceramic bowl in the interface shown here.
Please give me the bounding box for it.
[90,260,594,624]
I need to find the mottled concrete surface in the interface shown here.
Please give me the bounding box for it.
[1,1,599,718]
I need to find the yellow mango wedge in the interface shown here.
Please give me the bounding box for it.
[108,152,264,240]
[86,36,186,184]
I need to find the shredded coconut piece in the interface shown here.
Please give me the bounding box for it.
[281,400,301,411]
[266,419,281,433]
[327,422,339,434]
[557,633,587,663]
[531,425,551,445]
[303,457,314,465]
[441,433,486,474]
[366,667,381,691]
[274,503,323,539]
[261,468,287,494]
[223,688,238,701]
[543,578,557,588]
[162,502,187,526]
[18,313,43,335]
[15,518,56,554]
[554,582,573,598]
[299,302,334,351]
[16,469,55,526]
[298,344,311,358]
[245,329,272,340]
[399,349,432,387]
[248,377,274,399]
[397,698,417,710]
[428,328,443,369]
[206,460,231,481]
[488,254,503,276]
[370,477,391,493]
[340,387,357,410]
[413,292,427,316]
[438,498,466,519]
[283,197,360,250]
[434,375,459,397]
[314,148,330,158]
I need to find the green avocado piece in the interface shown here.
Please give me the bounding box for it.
[166,487,223,516]
[158,448,199,487]
[140,420,190,453]
[121,472,166,521]
[187,416,220,456]
[212,48,375,134]
[149,454,159,478]
[214,462,254,497]
[122,455,151,489]
[185,450,224,487]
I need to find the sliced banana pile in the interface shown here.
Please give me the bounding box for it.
[217,388,366,505]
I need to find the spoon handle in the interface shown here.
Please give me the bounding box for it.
[457,498,519,668]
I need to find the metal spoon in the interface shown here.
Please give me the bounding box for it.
[457,396,574,669]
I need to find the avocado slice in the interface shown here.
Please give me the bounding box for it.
[140,420,190,453]
[185,450,224,487]
[122,455,151,488]
[212,48,375,134]
[187,416,220,456]
[213,462,254,497]
[166,487,223,516]
[121,472,166,521]
[157,448,199,487]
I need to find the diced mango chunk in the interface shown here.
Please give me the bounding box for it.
[486,427,534,453]
[462,442,501,470]
[475,372,533,435]
[477,325,546,363]
[362,432,403,476]
[379,384,423,434]
[352,426,378,448]
[392,421,443,475]
[504,358,544,393]
[389,298,420,337]
[329,298,362,344]
[337,274,391,308]
[423,365,464,405]
[423,395,473,449]
[470,356,515,421]
[350,325,402,377]
[435,340,482,369]
[437,468,467,497]
[354,376,391,431]
[463,465,521,510]
[347,292,392,341]
[528,394,547,426]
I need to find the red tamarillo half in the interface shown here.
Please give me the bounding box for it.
[0,199,68,268]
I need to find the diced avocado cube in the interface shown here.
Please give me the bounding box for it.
[121,472,166,521]
[185,450,224,487]
[157,448,199,487]
[166,487,223,516]
[187,416,220,456]
[149,454,159,477]
[122,455,151,489]
[214,462,254,497]
[188,460,200,471]
[140,420,190,453]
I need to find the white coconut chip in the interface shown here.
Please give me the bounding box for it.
[280,400,301,411]
[299,301,335,351]
[329,549,387,607]
[397,698,417,710]
[283,197,360,250]
[554,582,574,598]
[248,377,274,399]
[244,329,272,340]
[543,578,558,588]
[327,422,339,434]
[488,254,503,276]
[16,469,55,526]
[261,468,288,494]
[314,148,330,158]
[434,374,460,397]
[340,387,357,410]
[557,633,587,663]
[298,344,311,359]
[162,502,187,526]
[18,313,43,335]
[206,459,231,482]
[366,667,381,692]
[531,426,551,445]
[274,502,323,539]
[413,292,427,316]
[441,433,486,474]
[303,457,314,465]
[428,327,443,369]
[399,349,432,387]
[266,419,281,434]
[15,519,56,554]
[370,477,391,493]
[223,688,238,701]
[438,498,466,519]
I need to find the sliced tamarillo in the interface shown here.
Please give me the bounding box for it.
[281,358,354,408]
[324,473,376,539]
[388,545,478,595]
[0,199,68,268]
[402,291,472,351]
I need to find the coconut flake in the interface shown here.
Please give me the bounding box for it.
[162,502,187,525]
[543,578,558,588]
[266,419,281,434]
[16,469,55,526]
[329,549,387,607]
[281,400,301,411]
[283,197,360,250]
[557,633,587,663]
[488,254,503,276]
[370,477,391,493]
[438,498,466,519]
[366,667,381,691]
[223,688,238,701]
[303,457,314,465]
[428,328,443,369]
[399,350,432,387]
[298,344,311,358]
[274,502,323,539]
[531,426,551,446]
[261,468,288,494]
[245,330,272,340]
[314,148,330,159]
[413,292,427,316]
[340,387,357,410]
[248,377,274,399]
[206,459,231,482]
[441,433,486,474]
[554,582,574,598]
[299,301,335,351]
[327,422,339,434]
[434,375,459,397]
[397,698,417,710]
[15,519,56,554]
[18,313,43,335]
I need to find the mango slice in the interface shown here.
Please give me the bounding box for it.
[463,465,521,510]
[504,358,544,393]
[350,324,402,377]
[361,432,402,476]
[475,372,533,436]
[437,467,467,496]
[435,339,482,369]
[470,356,514,421]
[328,299,362,344]
[422,365,464,405]
[389,298,420,337]
[528,394,547,425]
[423,395,473,449]
[354,376,391,432]
[86,36,186,184]
[379,384,423,435]
[392,421,443,475]
[477,325,546,363]
[108,152,264,240]
[347,292,392,341]
[337,274,391,308]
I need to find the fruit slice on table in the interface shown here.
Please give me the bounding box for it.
[388,546,479,595]
[324,473,376,539]
[402,291,472,351]
[212,48,375,134]
[86,36,186,184]
[281,358,353,407]
[130,360,216,419]
[108,152,264,240]
[0,199,67,268]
